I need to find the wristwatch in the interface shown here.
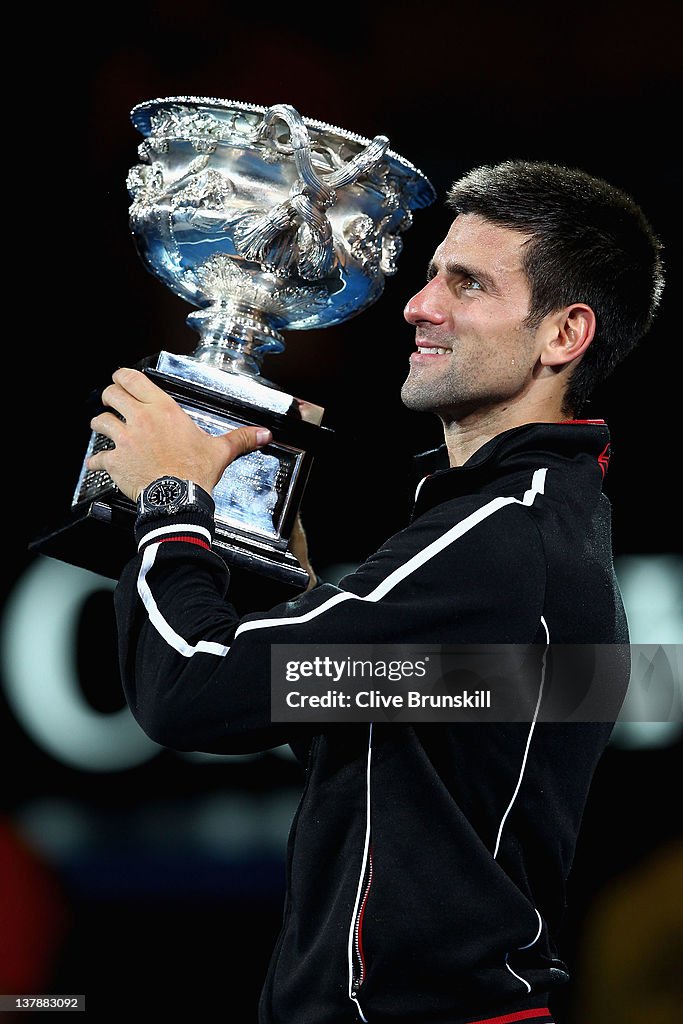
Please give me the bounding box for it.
[137,476,215,517]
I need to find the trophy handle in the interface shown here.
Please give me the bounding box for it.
[261,103,389,192]
[233,104,389,280]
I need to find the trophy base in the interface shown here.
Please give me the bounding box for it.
[30,351,334,599]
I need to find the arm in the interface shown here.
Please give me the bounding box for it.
[88,366,318,752]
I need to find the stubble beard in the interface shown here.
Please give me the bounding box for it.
[400,359,464,416]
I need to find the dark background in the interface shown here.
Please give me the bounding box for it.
[3,2,682,1021]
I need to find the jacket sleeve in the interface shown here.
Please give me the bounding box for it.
[114,497,548,754]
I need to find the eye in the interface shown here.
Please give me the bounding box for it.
[461,276,482,291]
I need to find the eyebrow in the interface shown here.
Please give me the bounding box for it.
[427,259,501,295]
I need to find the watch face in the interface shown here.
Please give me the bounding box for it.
[146,477,186,508]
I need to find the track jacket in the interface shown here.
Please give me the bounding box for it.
[114,420,630,1024]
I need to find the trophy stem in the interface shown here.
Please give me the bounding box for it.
[187,300,286,377]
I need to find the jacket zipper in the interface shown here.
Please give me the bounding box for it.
[348,723,373,1019]
[351,848,373,992]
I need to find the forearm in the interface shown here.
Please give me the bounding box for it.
[115,511,294,753]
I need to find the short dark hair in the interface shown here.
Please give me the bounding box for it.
[446,160,665,414]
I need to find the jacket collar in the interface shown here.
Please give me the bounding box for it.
[412,419,611,515]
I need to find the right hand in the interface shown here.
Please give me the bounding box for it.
[87,367,272,501]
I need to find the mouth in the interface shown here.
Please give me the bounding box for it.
[410,343,451,364]
[415,345,450,356]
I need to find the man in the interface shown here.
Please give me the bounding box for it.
[89,160,664,1024]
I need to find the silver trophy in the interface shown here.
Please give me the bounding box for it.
[32,97,435,589]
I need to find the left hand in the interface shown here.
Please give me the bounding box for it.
[289,514,318,592]
[87,367,272,501]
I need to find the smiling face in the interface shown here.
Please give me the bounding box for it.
[401,213,547,423]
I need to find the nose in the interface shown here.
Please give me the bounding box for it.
[403,279,445,326]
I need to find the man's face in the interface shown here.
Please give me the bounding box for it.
[401,213,545,420]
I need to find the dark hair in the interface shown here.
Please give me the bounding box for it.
[446,160,665,414]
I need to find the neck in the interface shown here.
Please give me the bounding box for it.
[441,395,570,467]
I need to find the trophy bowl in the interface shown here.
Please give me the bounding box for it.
[31,98,436,594]
[126,96,436,375]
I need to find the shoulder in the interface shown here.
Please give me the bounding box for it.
[411,489,546,556]
[346,494,547,598]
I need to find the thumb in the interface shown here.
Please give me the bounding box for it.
[216,424,272,466]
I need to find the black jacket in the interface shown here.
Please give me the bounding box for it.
[114,420,629,1024]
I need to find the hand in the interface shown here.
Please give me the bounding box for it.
[288,400,321,592]
[290,514,317,592]
[87,367,272,501]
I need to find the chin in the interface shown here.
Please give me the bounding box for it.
[400,391,437,415]
[399,383,421,411]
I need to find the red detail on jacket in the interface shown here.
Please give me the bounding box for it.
[467,1009,553,1024]
[158,535,211,550]
[597,443,611,477]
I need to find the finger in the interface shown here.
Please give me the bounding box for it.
[87,449,113,473]
[111,366,168,403]
[216,425,272,464]
[90,410,126,444]
[296,399,321,424]
[100,382,137,420]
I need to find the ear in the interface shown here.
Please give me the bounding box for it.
[540,304,596,367]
